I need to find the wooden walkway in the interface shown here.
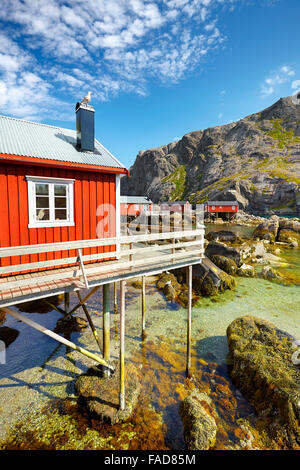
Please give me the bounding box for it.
[0,228,204,308]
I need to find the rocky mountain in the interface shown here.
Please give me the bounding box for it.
[121,96,300,214]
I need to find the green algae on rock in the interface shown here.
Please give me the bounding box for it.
[179,390,217,450]
[227,316,300,447]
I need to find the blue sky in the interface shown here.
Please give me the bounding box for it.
[0,0,299,169]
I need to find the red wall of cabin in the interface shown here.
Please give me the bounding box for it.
[206,205,238,213]
[0,162,116,272]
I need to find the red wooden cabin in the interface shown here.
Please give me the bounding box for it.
[160,201,191,213]
[0,101,128,273]
[120,196,152,217]
[205,201,239,213]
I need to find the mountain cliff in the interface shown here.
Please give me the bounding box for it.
[121,96,300,214]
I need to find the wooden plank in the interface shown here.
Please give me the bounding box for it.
[0,248,204,291]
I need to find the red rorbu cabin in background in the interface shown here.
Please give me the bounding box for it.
[205,201,239,213]
[120,196,153,217]
[0,100,128,273]
[160,201,191,213]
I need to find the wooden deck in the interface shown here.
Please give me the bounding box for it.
[0,228,204,308]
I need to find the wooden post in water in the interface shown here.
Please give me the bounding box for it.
[120,280,126,410]
[186,265,192,377]
[64,292,70,314]
[114,282,118,314]
[142,276,146,339]
[103,283,110,364]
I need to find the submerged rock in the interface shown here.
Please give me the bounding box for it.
[75,362,141,425]
[180,390,217,450]
[18,294,65,314]
[54,315,88,335]
[227,316,300,446]
[0,326,19,347]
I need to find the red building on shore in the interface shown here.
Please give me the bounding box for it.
[0,100,128,272]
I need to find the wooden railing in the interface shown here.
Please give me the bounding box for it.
[0,228,204,291]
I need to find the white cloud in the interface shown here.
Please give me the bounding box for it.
[292,80,300,89]
[261,65,296,97]
[0,0,261,120]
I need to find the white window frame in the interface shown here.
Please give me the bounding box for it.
[26,175,75,228]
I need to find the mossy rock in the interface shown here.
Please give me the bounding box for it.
[237,264,255,277]
[210,254,238,275]
[179,390,217,450]
[75,362,141,424]
[277,229,300,244]
[227,316,300,446]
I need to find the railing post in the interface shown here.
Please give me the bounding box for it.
[119,280,126,410]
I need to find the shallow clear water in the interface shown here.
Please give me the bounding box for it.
[0,225,299,450]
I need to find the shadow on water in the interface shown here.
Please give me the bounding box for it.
[195,335,229,364]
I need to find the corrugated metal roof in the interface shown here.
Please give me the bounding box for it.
[120,196,152,204]
[207,201,238,205]
[0,115,125,169]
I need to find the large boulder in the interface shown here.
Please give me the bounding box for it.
[174,257,236,297]
[277,229,300,244]
[209,254,238,275]
[227,316,300,446]
[205,241,251,267]
[179,391,217,450]
[252,217,279,242]
[278,218,300,233]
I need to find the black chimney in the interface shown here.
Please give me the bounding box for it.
[75,102,95,152]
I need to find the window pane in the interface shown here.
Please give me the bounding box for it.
[36,184,49,195]
[36,209,50,221]
[54,185,67,196]
[55,197,67,208]
[36,196,49,209]
[55,209,67,220]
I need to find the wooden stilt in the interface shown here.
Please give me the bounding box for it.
[120,280,126,410]
[3,307,114,371]
[64,292,70,314]
[114,282,118,314]
[142,275,146,339]
[186,265,192,377]
[68,286,99,315]
[43,299,66,316]
[76,291,102,354]
[103,284,110,363]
